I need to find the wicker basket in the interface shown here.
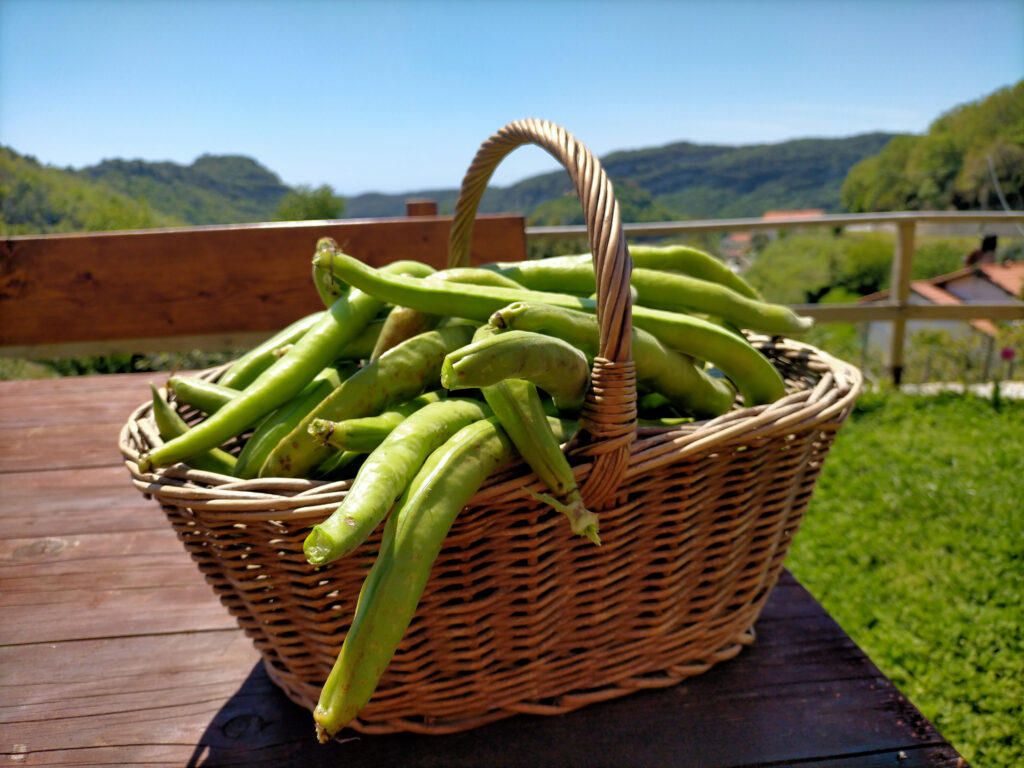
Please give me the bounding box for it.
[119,119,862,736]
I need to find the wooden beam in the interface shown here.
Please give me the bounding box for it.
[405,200,439,217]
[0,215,525,351]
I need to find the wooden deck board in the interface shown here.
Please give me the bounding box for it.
[0,373,968,767]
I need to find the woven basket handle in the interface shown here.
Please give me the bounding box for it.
[448,118,636,508]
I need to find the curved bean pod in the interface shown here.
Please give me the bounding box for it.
[313,416,514,741]
[441,329,590,413]
[481,377,598,543]
[489,302,736,417]
[167,376,240,415]
[232,362,356,479]
[306,390,445,454]
[483,260,807,334]
[313,250,785,406]
[148,384,236,475]
[304,397,491,565]
[138,256,434,472]
[312,238,347,308]
[260,323,477,478]
[217,311,324,390]
[369,267,525,361]
[485,244,760,300]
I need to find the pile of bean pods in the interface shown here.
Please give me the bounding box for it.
[140,238,811,740]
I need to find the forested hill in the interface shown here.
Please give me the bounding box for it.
[842,80,1024,212]
[78,154,292,224]
[343,132,897,222]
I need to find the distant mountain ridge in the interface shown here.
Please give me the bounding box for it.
[343,132,898,222]
[2,132,896,235]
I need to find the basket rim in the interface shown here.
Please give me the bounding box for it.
[120,334,862,520]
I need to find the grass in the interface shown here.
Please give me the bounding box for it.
[786,389,1023,768]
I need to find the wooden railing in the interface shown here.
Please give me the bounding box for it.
[2,208,1022,383]
[0,209,526,358]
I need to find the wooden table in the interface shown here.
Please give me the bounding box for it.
[0,373,969,767]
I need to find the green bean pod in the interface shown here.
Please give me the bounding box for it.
[489,302,736,417]
[312,238,348,308]
[306,390,445,454]
[369,305,441,362]
[628,244,761,299]
[167,376,241,415]
[441,329,590,413]
[232,362,356,479]
[313,416,514,741]
[483,259,807,335]
[486,244,760,300]
[313,449,364,480]
[369,267,525,361]
[217,311,324,390]
[148,384,236,475]
[314,250,784,406]
[482,377,599,544]
[260,323,477,479]
[138,257,435,473]
[629,267,809,334]
[304,397,491,565]
[287,317,389,362]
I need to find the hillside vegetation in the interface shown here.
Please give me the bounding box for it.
[79,154,292,224]
[344,132,896,221]
[3,81,1020,236]
[843,80,1024,212]
[0,147,180,235]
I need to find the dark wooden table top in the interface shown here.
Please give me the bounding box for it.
[0,373,968,767]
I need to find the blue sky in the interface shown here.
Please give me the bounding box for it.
[1,0,1021,195]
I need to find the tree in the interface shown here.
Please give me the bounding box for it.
[274,184,345,221]
[840,81,1024,213]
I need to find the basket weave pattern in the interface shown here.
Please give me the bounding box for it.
[119,120,862,735]
[120,337,859,735]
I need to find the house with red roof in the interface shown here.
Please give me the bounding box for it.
[859,260,1023,357]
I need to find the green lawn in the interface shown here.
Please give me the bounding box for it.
[786,390,1023,768]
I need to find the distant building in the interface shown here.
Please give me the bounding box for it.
[760,209,827,239]
[859,260,1023,353]
[720,231,752,269]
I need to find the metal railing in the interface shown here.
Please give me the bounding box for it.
[528,210,1024,383]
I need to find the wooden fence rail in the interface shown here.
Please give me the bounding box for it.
[2,208,1022,383]
[0,212,525,358]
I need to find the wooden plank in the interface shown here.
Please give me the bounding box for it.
[0,371,156,429]
[0,215,526,349]
[0,528,235,644]
[0,466,167,539]
[0,575,961,768]
[0,330,274,359]
[0,422,129,473]
[0,373,156,474]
